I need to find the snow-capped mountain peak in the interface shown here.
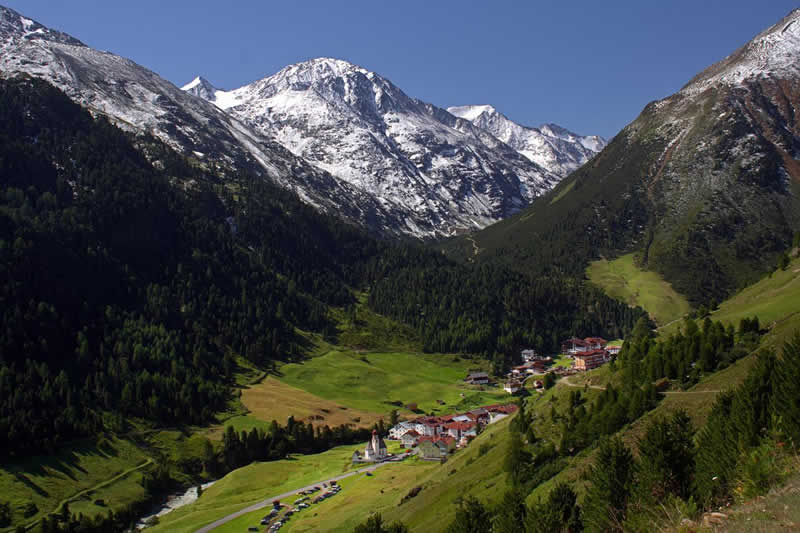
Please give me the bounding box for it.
[184,57,563,235]
[448,105,606,176]
[683,8,800,94]
[447,104,497,122]
[0,5,83,46]
[181,76,220,101]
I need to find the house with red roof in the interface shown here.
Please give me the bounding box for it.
[573,348,609,371]
[444,421,477,441]
[400,429,420,448]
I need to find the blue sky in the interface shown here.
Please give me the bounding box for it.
[4,1,798,138]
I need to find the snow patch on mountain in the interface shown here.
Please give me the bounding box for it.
[448,105,606,177]
[683,8,800,94]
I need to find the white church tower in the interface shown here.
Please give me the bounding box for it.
[364,429,387,461]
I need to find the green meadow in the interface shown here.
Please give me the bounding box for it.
[275,349,506,418]
[586,253,692,326]
[708,256,800,348]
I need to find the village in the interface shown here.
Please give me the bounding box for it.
[354,335,622,462]
[499,336,622,395]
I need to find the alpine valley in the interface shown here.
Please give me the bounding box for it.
[2,4,800,533]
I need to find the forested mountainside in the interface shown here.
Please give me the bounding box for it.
[443,9,800,306]
[0,77,643,459]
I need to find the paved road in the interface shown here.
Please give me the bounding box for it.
[194,456,407,533]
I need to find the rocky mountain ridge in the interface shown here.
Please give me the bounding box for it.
[447,104,606,177]
[184,57,570,235]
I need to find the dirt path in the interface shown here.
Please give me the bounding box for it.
[559,375,722,395]
[194,457,406,533]
[559,375,607,390]
[466,235,481,260]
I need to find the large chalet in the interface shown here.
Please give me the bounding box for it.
[561,336,607,355]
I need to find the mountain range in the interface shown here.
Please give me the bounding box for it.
[0,5,604,238]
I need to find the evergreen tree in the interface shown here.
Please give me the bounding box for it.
[445,496,494,533]
[353,514,409,533]
[636,410,695,501]
[582,437,635,532]
[493,489,527,533]
[772,334,800,444]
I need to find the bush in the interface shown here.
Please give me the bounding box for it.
[399,485,423,505]
[738,439,783,500]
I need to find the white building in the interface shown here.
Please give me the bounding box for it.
[388,421,414,440]
[364,430,388,461]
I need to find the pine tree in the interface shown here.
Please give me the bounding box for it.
[772,334,800,444]
[493,489,527,533]
[445,496,493,533]
[637,410,695,501]
[582,437,635,532]
[693,392,739,505]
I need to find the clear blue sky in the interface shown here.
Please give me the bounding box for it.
[4,1,798,138]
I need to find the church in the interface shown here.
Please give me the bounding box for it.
[364,429,388,461]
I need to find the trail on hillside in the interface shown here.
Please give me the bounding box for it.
[558,375,721,395]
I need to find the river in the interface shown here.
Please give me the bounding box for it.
[136,480,216,529]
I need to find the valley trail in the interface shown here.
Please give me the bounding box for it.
[194,457,405,533]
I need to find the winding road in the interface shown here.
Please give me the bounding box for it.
[194,456,406,533]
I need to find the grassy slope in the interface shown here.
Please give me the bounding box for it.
[147,443,369,533]
[332,292,422,353]
[708,255,800,349]
[658,255,800,348]
[0,436,152,531]
[526,352,760,506]
[586,253,692,326]
[281,415,516,533]
[154,417,516,533]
